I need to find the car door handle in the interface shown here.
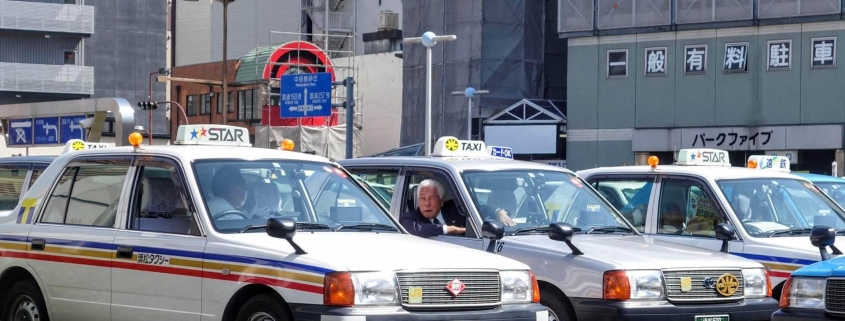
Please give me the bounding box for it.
[31,239,45,251]
[116,246,133,259]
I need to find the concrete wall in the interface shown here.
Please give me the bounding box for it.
[333,52,403,156]
[343,0,403,56]
[210,0,301,63]
[566,21,845,170]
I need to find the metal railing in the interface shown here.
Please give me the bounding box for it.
[0,0,95,35]
[306,10,354,32]
[0,62,94,95]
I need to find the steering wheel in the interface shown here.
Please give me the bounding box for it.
[213,209,250,220]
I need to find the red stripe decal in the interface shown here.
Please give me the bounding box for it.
[203,271,324,294]
[1,250,322,294]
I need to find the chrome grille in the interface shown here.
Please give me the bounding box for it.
[826,279,845,315]
[662,269,744,302]
[396,271,501,308]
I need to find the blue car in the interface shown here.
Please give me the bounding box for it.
[772,226,845,320]
[794,173,845,209]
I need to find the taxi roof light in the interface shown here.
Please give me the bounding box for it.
[61,139,114,154]
[430,136,513,160]
[280,139,295,151]
[647,156,659,169]
[174,124,252,147]
[128,132,143,148]
[747,155,791,172]
[676,148,731,167]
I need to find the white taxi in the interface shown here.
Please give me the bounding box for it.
[577,149,845,301]
[0,125,548,321]
[340,138,779,321]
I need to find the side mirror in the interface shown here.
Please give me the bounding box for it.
[548,223,583,255]
[482,221,504,253]
[267,218,307,254]
[811,225,841,260]
[714,223,736,253]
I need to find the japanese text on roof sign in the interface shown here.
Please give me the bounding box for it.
[693,131,773,148]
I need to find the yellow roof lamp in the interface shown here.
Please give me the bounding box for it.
[647,155,660,170]
[280,139,296,151]
[747,155,791,173]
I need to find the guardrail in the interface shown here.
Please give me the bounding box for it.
[0,62,94,95]
[0,0,95,35]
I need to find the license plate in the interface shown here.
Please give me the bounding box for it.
[695,315,728,321]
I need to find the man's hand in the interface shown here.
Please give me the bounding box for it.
[497,209,517,227]
[446,226,466,235]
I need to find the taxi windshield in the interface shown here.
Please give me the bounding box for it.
[461,170,633,235]
[717,178,845,237]
[814,181,845,208]
[194,160,398,233]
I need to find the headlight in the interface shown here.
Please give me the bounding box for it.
[603,270,665,300]
[351,272,399,305]
[501,270,533,303]
[784,277,825,309]
[741,268,769,298]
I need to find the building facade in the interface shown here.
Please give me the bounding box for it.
[1,0,167,136]
[562,0,845,175]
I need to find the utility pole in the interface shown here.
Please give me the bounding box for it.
[332,77,356,159]
[221,0,230,124]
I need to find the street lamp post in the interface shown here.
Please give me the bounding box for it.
[451,87,489,140]
[403,31,457,156]
[221,0,231,124]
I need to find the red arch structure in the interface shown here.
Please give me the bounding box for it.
[259,41,339,127]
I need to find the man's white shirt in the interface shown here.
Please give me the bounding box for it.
[428,211,448,234]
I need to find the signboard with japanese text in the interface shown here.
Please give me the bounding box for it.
[811,37,836,69]
[724,42,748,73]
[33,117,59,145]
[645,47,667,76]
[765,150,799,164]
[684,44,708,74]
[280,72,332,118]
[607,49,628,78]
[632,125,843,152]
[60,115,87,143]
[767,40,792,71]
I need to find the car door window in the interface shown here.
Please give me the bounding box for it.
[29,166,46,188]
[403,169,475,238]
[0,166,28,211]
[589,178,654,232]
[41,160,130,227]
[128,158,199,236]
[658,178,727,237]
[304,169,387,224]
[346,169,399,209]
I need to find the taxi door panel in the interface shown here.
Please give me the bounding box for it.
[648,176,745,254]
[25,157,132,321]
[110,156,204,321]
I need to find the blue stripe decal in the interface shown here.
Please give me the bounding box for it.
[0,235,332,274]
[730,252,817,266]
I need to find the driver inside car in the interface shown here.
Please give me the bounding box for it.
[207,166,249,219]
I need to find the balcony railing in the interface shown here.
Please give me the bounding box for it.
[0,0,95,35]
[559,0,840,34]
[306,10,354,32]
[0,63,94,95]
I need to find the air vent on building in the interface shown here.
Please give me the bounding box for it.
[379,10,399,30]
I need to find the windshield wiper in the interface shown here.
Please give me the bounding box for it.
[335,223,398,232]
[295,222,333,230]
[238,224,266,233]
[511,226,552,235]
[768,228,814,237]
[585,226,634,234]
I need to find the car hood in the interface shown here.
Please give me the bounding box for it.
[504,234,762,269]
[217,231,529,272]
[793,257,845,277]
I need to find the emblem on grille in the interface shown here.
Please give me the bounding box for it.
[715,273,739,297]
[680,277,692,292]
[703,277,717,289]
[445,278,466,297]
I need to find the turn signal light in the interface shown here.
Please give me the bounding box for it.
[765,269,773,297]
[603,270,630,300]
[530,271,541,303]
[324,272,354,306]
[779,276,793,308]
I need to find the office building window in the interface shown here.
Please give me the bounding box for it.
[200,94,210,115]
[186,95,196,116]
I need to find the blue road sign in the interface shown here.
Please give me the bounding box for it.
[280,72,332,118]
[33,117,59,145]
[8,118,32,146]
[489,146,513,159]
[60,115,87,143]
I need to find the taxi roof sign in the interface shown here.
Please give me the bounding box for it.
[676,148,731,167]
[431,136,514,159]
[748,155,791,172]
[174,124,251,147]
[62,139,114,154]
